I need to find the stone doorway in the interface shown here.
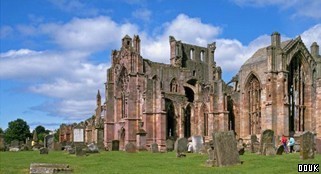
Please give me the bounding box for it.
[165,99,176,139]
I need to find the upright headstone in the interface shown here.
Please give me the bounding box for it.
[44,135,54,149]
[136,129,147,151]
[264,143,276,156]
[112,140,119,151]
[75,146,86,156]
[150,143,159,153]
[192,135,203,153]
[175,137,188,157]
[166,139,174,152]
[300,131,314,159]
[212,131,240,167]
[125,142,137,153]
[260,129,274,155]
[250,134,260,153]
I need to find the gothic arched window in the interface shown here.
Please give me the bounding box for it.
[246,74,261,134]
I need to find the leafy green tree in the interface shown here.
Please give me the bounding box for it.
[34,125,51,142]
[53,129,59,142]
[4,118,31,144]
[0,128,3,134]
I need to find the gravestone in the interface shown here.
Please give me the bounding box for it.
[150,143,159,153]
[44,135,54,149]
[316,138,321,154]
[276,145,284,155]
[212,131,240,167]
[300,131,314,159]
[136,129,147,151]
[174,137,188,157]
[166,139,174,152]
[87,143,99,153]
[112,140,120,151]
[30,163,73,174]
[125,142,136,153]
[263,143,275,156]
[192,135,203,153]
[75,146,86,156]
[260,129,274,155]
[250,134,260,153]
[39,147,49,154]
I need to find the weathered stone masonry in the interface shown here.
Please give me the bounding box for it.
[101,33,320,150]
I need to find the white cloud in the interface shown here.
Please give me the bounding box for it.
[2,13,320,123]
[141,14,221,63]
[132,8,152,22]
[0,48,108,119]
[232,0,321,19]
[40,16,140,52]
[301,24,321,48]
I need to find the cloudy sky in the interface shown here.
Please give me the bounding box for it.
[1,0,321,131]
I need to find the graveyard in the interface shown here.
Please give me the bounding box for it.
[0,150,320,174]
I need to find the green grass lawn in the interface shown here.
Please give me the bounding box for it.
[0,150,320,174]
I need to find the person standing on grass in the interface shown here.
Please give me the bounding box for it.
[288,136,295,153]
[281,134,288,153]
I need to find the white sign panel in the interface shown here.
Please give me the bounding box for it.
[73,128,84,142]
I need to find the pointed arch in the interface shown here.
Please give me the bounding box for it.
[287,52,311,132]
[244,73,261,135]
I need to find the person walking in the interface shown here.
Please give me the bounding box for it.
[288,136,295,153]
[281,134,288,153]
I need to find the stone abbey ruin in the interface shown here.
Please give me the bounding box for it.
[59,32,321,151]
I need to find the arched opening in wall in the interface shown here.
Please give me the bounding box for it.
[184,87,194,102]
[227,96,235,131]
[184,104,192,138]
[245,74,261,135]
[190,49,194,60]
[200,51,205,61]
[187,79,197,86]
[165,99,176,139]
[170,78,178,93]
[200,104,209,136]
[288,55,306,133]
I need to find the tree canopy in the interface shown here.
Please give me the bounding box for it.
[4,118,31,144]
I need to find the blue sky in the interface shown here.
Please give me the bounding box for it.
[1,0,321,131]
